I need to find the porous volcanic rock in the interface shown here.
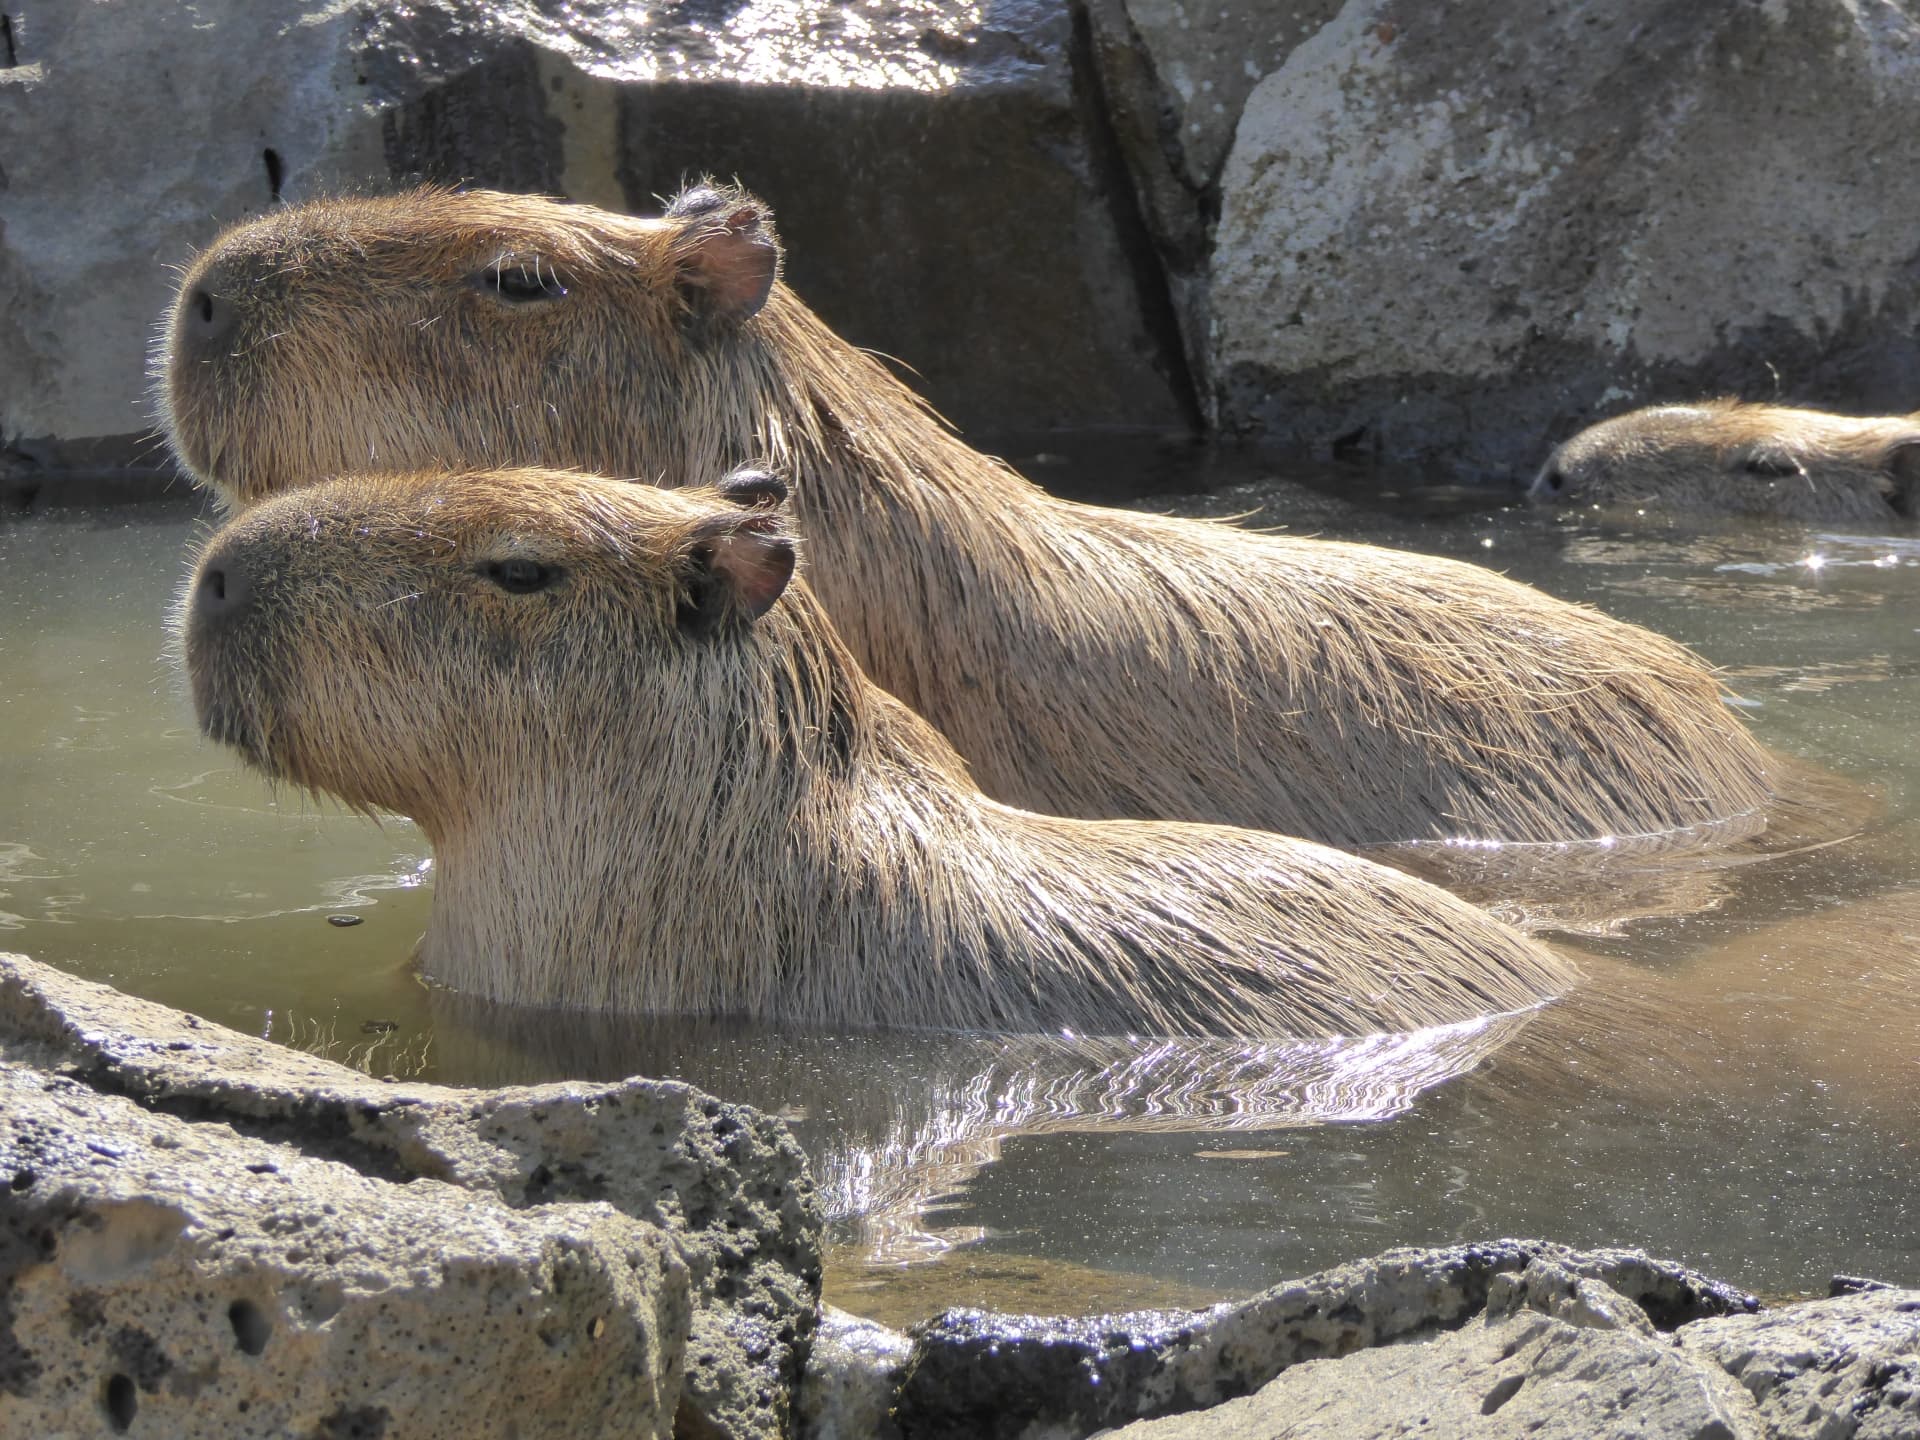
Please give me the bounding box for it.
[0,952,821,1440]
[1095,1261,1764,1439]
[0,1062,691,1439]
[890,1238,1757,1438]
[1680,1288,1920,1440]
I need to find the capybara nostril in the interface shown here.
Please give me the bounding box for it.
[180,283,239,353]
[194,559,251,623]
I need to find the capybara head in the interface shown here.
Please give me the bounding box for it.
[1532,401,1920,524]
[160,185,783,509]
[181,465,804,820]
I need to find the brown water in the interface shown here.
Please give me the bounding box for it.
[4,452,1917,1320]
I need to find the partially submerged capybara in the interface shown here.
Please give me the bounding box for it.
[160,185,1777,851]
[177,466,1573,1034]
[1533,400,1920,524]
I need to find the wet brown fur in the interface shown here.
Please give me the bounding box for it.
[160,187,1776,850]
[178,467,1572,1035]
[1534,400,1920,524]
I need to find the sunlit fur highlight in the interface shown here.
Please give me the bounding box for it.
[179,468,1573,1035]
[1534,399,1920,524]
[160,187,1775,850]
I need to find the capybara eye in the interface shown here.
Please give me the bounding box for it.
[480,558,563,594]
[716,468,790,509]
[1742,452,1801,479]
[471,260,570,305]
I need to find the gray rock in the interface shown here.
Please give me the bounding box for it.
[1485,1256,1657,1338]
[1090,0,1346,201]
[1094,1279,1763,1439]
[0,2,385,486]
[0,1062,690,1439]
[1680,1289,1920,1440]
[2,0,1189,498]
[0,952,820,1440]
[1084,0,1345,383]
[799,1304,912,1440]
[1211,0,1920,477]
[892,1238,1756,1438]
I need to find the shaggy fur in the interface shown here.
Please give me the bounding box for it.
[159,186,1776,849]
[178,468,1572,1035]
[1533,400,1920,524]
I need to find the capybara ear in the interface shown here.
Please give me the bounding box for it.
[678,512,796,636]
[665,183,781,323]
[1884,439,1920,517]
[715,466,790,510]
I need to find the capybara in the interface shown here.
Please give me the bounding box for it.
[1533,400,1920,524]
[160,185,1776,851]
[178,465,1573,1034]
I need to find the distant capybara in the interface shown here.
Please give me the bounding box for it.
[161,185,1777,851]
[1533,400,1920,524]
[178,466,1573,1034]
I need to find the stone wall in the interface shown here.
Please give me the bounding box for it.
[8,0,1920,497]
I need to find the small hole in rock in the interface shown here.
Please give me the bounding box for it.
[262,147,284,201]
[104,1373,137,1430]
[1482,1373,1525,1415]
[9,1169,33,1191]
[229,1298,272,1355]
[1331,424,1374,457]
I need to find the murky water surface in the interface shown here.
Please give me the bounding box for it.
[4,451,1918,1320]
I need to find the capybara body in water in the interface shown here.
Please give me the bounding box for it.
[179,466,1572,1034]
[1533,400,1920,524]
[161,186,1776,851]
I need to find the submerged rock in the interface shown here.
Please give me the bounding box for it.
[0,1062,691,1438]
[0,952,821,1440]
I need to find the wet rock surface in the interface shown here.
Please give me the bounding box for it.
[1679,1290,1920,1440]
[799,1305,913,1440]
[0,1062,690,1439]
[1096,1265,1763,1439]
[889,1238,1758,1438]
[0,952,821,1440]
[808,1249,1917,1440]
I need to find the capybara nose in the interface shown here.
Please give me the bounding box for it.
[1528,464,1566,500]
[193,556,252,625]
[180,281,240,355]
